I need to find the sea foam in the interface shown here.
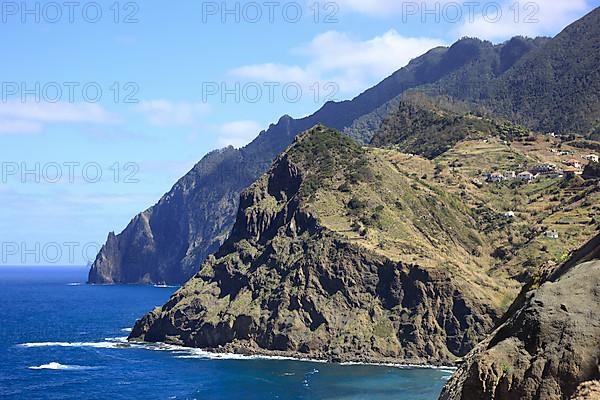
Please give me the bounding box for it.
[28,362,95,371]
[19,338,457,371]
[19,338,132,350]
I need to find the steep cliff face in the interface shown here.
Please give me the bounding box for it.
[88,34,546,284]
[129,126,504,364]
[88,146,270,284]
[439,234,600,400]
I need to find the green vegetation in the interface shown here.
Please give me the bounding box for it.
[371,96,529,159]
[287,126,372,199]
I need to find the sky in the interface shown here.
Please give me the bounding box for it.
[1,0,599,265]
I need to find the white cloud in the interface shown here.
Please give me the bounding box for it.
[333,0,595,41]
[231,30,445,96]
[334,0,413,16]
[134,101,258,148]
[135,100,211,127]
[0,119,43,134]
[216,120,262,148]
[0,102,116,134]
[457,0,593,40]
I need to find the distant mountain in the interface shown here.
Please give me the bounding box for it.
[428,7,600,135]
[343,36,550,143]
[89,8,600,284]
[349,8,600,141]
[90,35,541,284]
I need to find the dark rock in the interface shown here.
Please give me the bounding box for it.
[439,233,600,400]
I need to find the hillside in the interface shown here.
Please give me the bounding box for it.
[370,94,528,158]
[426,7,600,135]
[128,124,600,364]
[89,35,545,284]
[349,8,600,142]
[128,127,508,364]
[344,36,547,143]
[439,234,600,400]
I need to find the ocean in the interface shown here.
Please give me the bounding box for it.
[0,266,451,399]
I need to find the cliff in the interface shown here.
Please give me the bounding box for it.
[89,34,550,284]
[128,126,507,364]
[439,234,600,400]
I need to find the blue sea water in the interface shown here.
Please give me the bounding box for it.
[0,266,451,400]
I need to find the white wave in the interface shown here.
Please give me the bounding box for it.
[121,328,133,332]
[105,336,129,342]
[66,283,82,286]
[19,339,134,349]
[172,346,327,363]
[19,338,457,371]
[28,362,95,371]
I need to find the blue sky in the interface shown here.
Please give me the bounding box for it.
[1,0,598,265]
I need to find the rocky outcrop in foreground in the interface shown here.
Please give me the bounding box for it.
[439,233,600,400]
[129,127,499,364]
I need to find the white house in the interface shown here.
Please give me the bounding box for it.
[531,164,556,174]
[518,171,534,182]
[583,154,599,163]
[472,178,484,188]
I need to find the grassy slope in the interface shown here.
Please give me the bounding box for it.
[434,136,600,282]
[297,127,600,313]
[288,127,515,311]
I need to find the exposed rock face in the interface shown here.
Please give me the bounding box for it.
[439,234,600,400]
[88,34,548,284]
[129,127,499,364]
[88,146,272,284]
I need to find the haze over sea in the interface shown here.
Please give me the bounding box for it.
[0,266,450,399]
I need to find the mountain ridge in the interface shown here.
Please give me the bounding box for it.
[89,35,546,284]
[89,8,600,284]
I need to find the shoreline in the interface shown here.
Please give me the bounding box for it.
[128,338,458,370]
[18,336,457,370]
